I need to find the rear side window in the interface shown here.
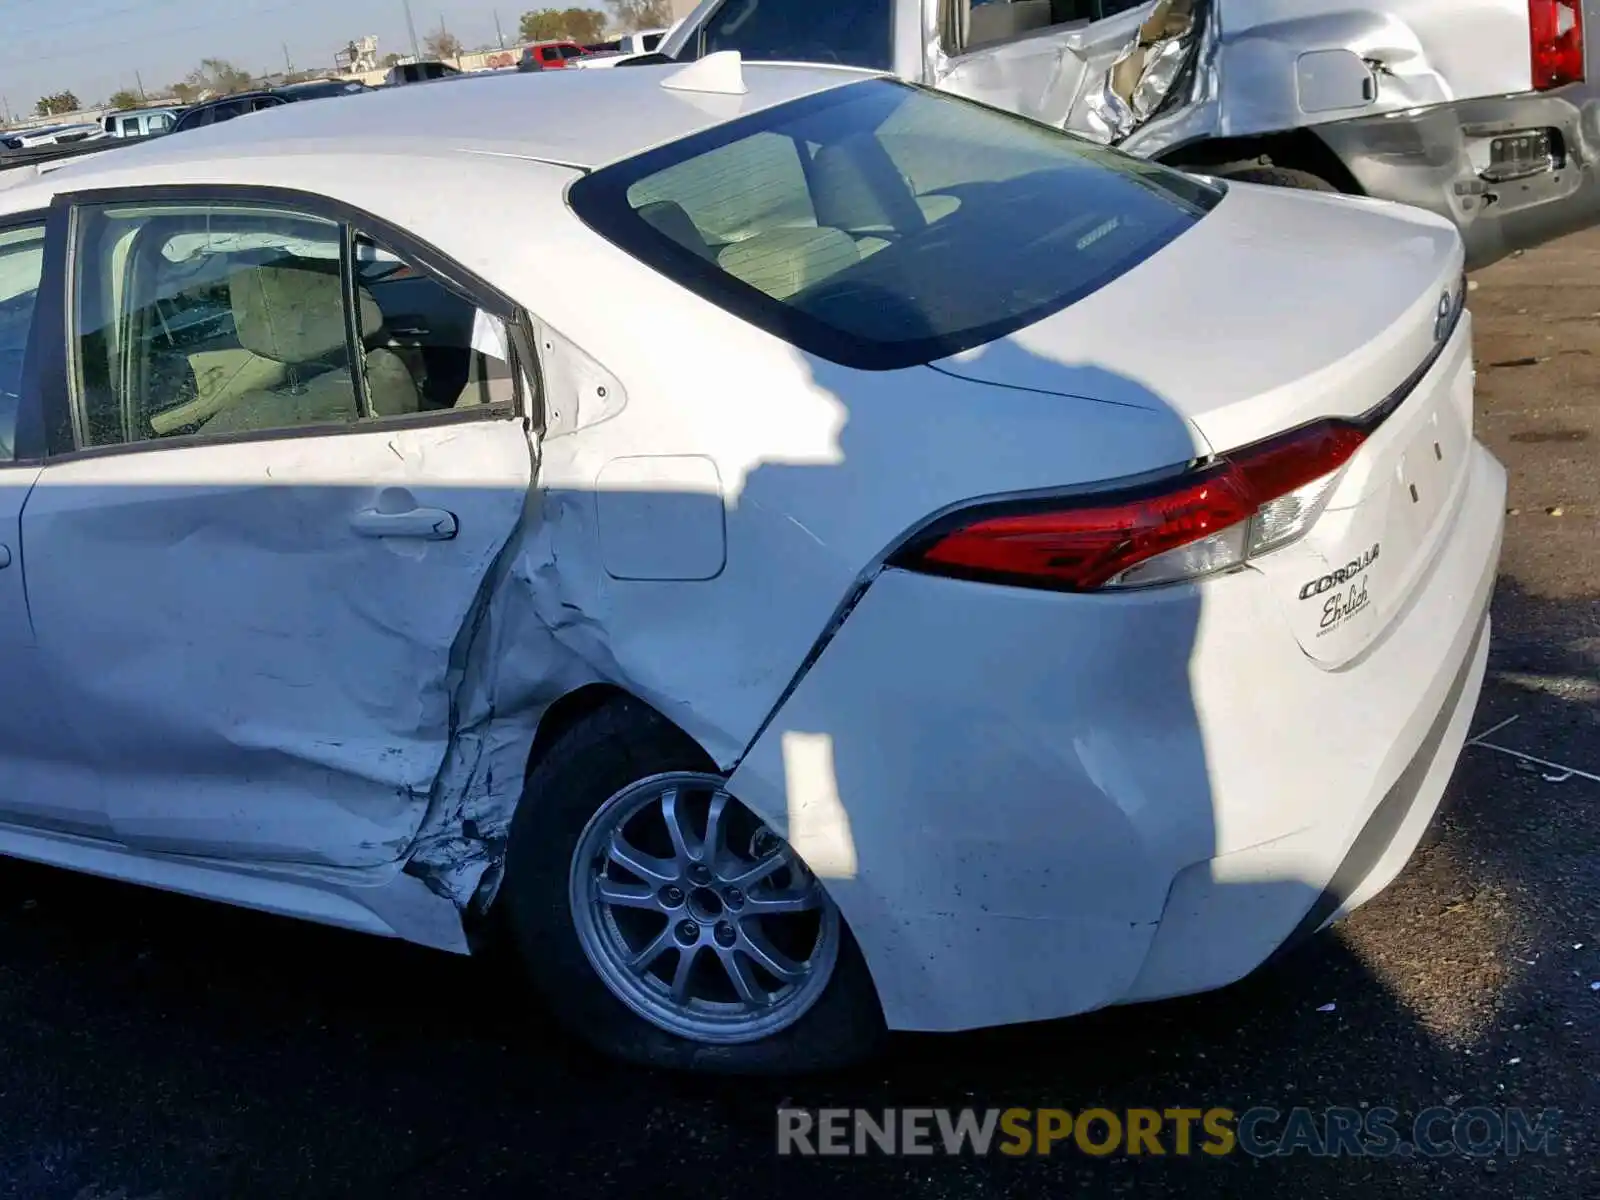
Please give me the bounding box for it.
[690,0,894,71]
[570,80,1221,371]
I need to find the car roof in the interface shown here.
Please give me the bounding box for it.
[12,62,874,183]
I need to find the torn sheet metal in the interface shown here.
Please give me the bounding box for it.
[927,0,1540,157]
[1083,2,1202,145]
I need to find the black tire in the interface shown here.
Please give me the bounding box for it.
[1216,165,1341,193]
[501,695,887,1075]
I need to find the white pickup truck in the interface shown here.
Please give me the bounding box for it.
[661,0,1600,269]
[571,25,679,68]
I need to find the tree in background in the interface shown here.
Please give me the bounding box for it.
[519,8,608,43]
[423,25,465,59]
[172,58,256,102]
[612,0,673,29]
[34,91,82,117]
[107,89,143,110]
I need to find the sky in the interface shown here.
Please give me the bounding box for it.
[0,0,604,116]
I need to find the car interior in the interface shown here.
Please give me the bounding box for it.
[601,82,1198,356]
[964,1,1154,49]
[73,213,516,448]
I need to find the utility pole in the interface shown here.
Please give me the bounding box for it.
[283,43,293,74]
[401,0,421,59]
[135,71,147,101]
[494,10,505,48]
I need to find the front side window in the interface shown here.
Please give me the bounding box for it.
[691,0,894,71]
[0,222,45,462]
[70,202,518,450]
[571,79,1221,370]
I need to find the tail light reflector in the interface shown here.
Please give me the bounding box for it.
[898,419,1368,593]
[1532,0,1585,91]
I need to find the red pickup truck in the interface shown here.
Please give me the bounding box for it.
[517,41,589,71]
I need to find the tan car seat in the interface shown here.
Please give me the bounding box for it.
[968,0,1055,48]
[716,227,862,302]
[202,260,420,436]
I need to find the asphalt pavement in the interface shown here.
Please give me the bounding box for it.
[0,234,1597,1200]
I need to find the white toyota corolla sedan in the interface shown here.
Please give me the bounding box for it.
[0,54,1503,1073]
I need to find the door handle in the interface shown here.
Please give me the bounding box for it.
[350,506,458,541]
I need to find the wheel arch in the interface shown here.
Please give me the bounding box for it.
[1157,128,1367,196]
[523,682,720,786]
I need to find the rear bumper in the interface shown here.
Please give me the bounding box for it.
[726,443,1506,1033]
[1316,83,1600,270]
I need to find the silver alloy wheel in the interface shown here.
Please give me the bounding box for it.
[569,771,841,1044]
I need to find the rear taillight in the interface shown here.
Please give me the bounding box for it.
[898,420,1368,593]
[1532,0,1586,90]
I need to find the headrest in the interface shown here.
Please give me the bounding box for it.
[636,199,716,261]
[810,133,927,234]
[716,227,860,302]
[229,260,384,365]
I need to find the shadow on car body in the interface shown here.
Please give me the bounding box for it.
[0,300,1549,1197]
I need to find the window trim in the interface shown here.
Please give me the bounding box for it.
[0,207,54,468]
[42,184,537,461]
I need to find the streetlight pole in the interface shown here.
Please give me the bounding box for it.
[401,0,421,59]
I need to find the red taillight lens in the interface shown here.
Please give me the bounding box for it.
[901,419,1367,592]
[1532,0,1586,91]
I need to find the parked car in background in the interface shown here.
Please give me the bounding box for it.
[0,123,108,151]
[170,79,372,133]
[101,108,183,139]
[581,29,671,57]
[385,60,462,86]
[0,59,1503,1074]
[661,0,1600,270]
[518,40,589,70]
[572,27,678,69]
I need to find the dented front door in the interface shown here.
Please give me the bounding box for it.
[19,192,536,869]
[23,425,533,867]
[24,425,533,867]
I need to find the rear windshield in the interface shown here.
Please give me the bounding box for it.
[570,80,1222,370]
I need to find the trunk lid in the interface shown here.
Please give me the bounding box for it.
[933,182,1464,452]
[934,182,1471,666]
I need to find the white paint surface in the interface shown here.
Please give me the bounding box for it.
[0,64,1509,1038]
